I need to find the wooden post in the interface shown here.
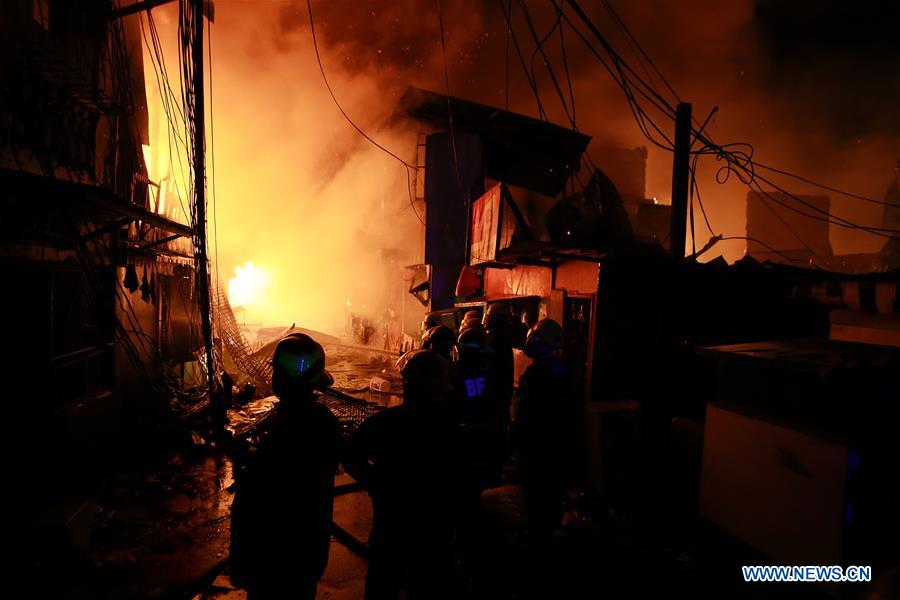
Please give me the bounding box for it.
[669,102,692,260]
[191,0,218,427]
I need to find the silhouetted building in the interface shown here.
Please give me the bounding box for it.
[1,1,199,494]
[746,191,833,266]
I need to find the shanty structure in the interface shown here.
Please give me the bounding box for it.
[1,1,204,491]
[396,87,668,402]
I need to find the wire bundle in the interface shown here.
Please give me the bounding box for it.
[504,0,900,264]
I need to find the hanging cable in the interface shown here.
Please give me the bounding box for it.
[557,2,577,127]
[600,0,681,105]
[497,0,548,120]
[138,11,191,224]
[518,0,575,127]
[753,162,900,209]
[207,13,222,335]
[437,0,464,200]
[721,236,814,264]
[306,0,417,171]
[556,0,900,252]
[504,0,511,111]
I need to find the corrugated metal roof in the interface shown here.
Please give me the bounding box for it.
[395,87,591,197]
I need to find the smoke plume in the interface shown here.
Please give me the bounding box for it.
[142,0,900,334]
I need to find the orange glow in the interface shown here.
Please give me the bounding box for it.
[137,1,892,336]
[228,261,270,309]
[140,3,423,335]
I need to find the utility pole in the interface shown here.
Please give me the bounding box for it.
[191,0,218,427]
[669,102,692,260]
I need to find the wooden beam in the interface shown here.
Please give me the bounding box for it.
[82,191,194,238]
[109,0,215,22]
[63,217,133,249]
[108,0,176,19]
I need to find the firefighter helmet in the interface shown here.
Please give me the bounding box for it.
[524,318,563,359]
[272,333,334,396]
[400,349,449,399]
[421,313,443,335]
[422,324,456,358]
[457,327,488,352]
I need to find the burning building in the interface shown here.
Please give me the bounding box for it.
[5,1,900,598]
[0,0,215,501]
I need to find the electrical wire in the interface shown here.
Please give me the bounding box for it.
[553,1,675,150]
[556,2,577,127]
[579,1,899,242]
[305,0,429,231]
[551,0,900,263]
[499,1,604,212]
[720,236,814,264]
[436,0,464,204]
[138,10,191,224]
[560,0,677,116]
[525,1,562,98]
[497,0,548,120]
[504,0,511,111]
[690,153,716,237]
[207,13,222,335]
[518,0,575,127]
[558,1,828,257]
[600,0,681,105]
[753,162,900,209]
[306,0,417,171]
[694,135,900,237]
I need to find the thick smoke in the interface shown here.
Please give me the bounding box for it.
[605,0,900,258]
[479,0,900,259]
[143,1,899,335]
[143,1,487,333]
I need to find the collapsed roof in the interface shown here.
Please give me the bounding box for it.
[395,87,591,197]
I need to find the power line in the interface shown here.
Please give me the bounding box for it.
[600,0,681,105]
[552,0,675,150]
[500,2,606,211]
[690,153,717,237]
[504,0,511,111]
[562,0,677,117]
[556,2,577,127]
[208,13,222,334]
[525,1,562,99]
[558,2,834,256]
[690,150,832,265]
[436,0,463,202]
[753,173,900,237]
[497,0,548,120]
[306,0,417,171]
[566,0,900,242]
[306,0,432,230]
[403,164,426,226]
[548,0,899,264]
[696,136,900,236]
[138,11,192,223]
[754,162,900,209]
[720,236,814,264]
[518,0,575,127]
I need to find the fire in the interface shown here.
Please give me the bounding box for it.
[228,261,270,309]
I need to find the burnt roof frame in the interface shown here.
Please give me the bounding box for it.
[395,87,591,197]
